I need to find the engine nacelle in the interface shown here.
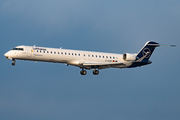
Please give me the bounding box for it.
[123,53,137,61]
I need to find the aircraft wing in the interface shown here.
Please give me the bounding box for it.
[81,61,132,69]
[83,62,124,66]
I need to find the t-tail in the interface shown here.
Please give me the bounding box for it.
[136,41,159,62]
[129,41,176,68]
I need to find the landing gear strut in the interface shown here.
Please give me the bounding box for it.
[93,69,99,75]
[80,69,87,75]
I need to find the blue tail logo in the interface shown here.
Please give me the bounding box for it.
[142,48,151,58]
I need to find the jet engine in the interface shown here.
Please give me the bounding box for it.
[123,53,137,61]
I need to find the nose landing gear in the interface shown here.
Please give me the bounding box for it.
[12,59,16,66]
[12,62,15,66]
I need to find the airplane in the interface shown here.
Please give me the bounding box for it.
[4,41,175,75]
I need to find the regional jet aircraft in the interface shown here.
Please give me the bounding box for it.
[4,41,175,75]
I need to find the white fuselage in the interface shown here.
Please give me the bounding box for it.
[5,41,163,75]
[4,45,128,69]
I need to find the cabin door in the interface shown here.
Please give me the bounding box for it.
[27,47,32,57]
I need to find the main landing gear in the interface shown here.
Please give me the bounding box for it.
[80,69,99,75]
[80,69,87,75]
[12,59,16,66]
[93,69,99,75]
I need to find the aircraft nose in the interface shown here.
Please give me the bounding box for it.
[4,52,9,57]
[4,51,11,59]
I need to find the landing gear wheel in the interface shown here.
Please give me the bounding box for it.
[80,70,87,75]
[12,59,16,66]
[12,62,15,66]
[93,70,99,75]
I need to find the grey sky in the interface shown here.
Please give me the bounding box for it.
[1,0,180,120]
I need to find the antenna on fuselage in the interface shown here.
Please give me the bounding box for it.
[60,47,62,49]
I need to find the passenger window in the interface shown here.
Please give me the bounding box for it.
[54,52,56,54]
[65,52,67,55]
[69,53,70,55]
[37,50,38,52]
[58,52,59,54]
[51,51,52,54]
[106,56,108,58]
[61,52,63,55]
[103,56,104,58]
[47,51,49,53]
[40,51,41,53]
[99,55,101,58]
[110,56,112,59]
[92,55,94,57]
[75,53,77,56]
[43,51,45,53]
[84,54,85,56]
[113,57,115,59]
[88,55,90,57]
[78,54,80,56]
[72,53,73,55]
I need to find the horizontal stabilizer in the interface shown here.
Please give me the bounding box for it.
[148,44,176,47]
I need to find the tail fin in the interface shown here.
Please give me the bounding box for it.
[136,41,159,62]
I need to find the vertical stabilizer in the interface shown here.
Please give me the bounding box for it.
[136,41,159,62]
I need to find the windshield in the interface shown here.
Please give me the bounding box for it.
[12,48,24,51]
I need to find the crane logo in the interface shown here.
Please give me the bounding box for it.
[142,48,151,58]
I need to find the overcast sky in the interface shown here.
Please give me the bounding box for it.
[1,0,180,120]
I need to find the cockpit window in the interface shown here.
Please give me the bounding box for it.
[12,48,24,51]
